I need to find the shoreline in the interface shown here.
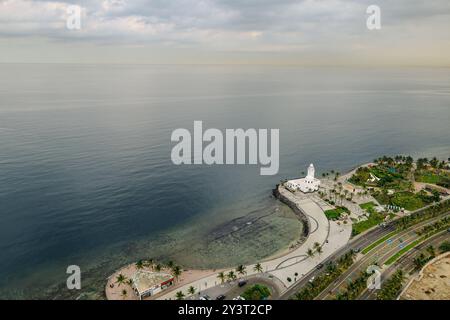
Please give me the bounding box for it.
[105,178,354,300]
[105,186,310,300]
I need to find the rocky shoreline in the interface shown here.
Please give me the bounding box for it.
[272,184,310,240]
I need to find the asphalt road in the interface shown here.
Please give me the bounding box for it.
[280,208,449,300]
[359,230,450,300]
[315,213,449,300]
[279,222,396,299]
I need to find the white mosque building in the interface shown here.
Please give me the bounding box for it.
[285,163,321,193]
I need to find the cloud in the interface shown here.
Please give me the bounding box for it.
[1,0,450,64]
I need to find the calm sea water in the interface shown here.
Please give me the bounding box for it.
[0,64,449,299]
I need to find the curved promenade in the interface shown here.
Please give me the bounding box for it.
[155,185,352,299]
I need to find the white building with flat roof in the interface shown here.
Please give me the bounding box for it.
[285,163,320,193]
[131,271,174,300]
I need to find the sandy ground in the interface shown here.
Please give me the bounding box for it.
[401,253,450,300]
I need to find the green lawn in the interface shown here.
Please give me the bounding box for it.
[352,211,385,237]
[390,192,425,211]
[241,284,271,300]
[324,207,349,220]
[416,172,441,184]
[359,201,376,212]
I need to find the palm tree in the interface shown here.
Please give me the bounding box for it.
[167,260,174,269]
[144,259,154,268]
[175,291,185,300]
[121,289,127,297]
[313,242,321,250]
[155,264,162,272]
[135,260,144,270]
[316,245,323,255]
[307,248,314,258]
[187,286,196,295]
[172,265,182,281]
[217,272,226,283]
[236,265,247,277]
[227,270,237,282]
[115,274,127,286]
[253,263,263,273]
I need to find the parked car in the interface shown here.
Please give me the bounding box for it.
[316,263,324,270]
[216,294,226,300]
[309,276,315,283]
[238,280,248,287]
[233,296,245,300]
[200,295,211,300]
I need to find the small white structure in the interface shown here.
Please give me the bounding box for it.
[286,164,321,193]
[131,271,174,300]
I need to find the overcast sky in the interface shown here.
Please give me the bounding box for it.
[1,0,450,65]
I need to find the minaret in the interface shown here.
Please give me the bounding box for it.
[306,163,315,179]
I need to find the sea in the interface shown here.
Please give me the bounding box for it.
[0,64,449,299]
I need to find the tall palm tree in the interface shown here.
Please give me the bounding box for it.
[175,291,185,300]
[167,260,174,269]
[316,245,323,255]
[135,260,144,270]
[227,270,237,282]
[253,263,263,273]
[236,265,247,277]
[172,265,182,281]
[187,286,196,295]
[217,272,226,283]
[144,259,154,268]
[313,242,321,250]
[307,248,314,258]
[155,264,162,272]
[116,274,127,286]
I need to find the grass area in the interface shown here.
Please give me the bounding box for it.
[361,231,398,254]
[241,284,271,300]
[385,237,424,265]
[359,201,377,213]
[415,172,442,184]
[390,191,426,211]
[324,207,349,220]
[352,211,385,237]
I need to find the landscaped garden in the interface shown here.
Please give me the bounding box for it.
[349,155,446,213]
[324,206,349,220]
[241,284,271,300]
[351,210,385,236]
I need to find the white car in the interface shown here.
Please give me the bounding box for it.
[233,296,245,300]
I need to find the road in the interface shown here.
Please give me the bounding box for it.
[359,230,450,300]
[315,213,449,300]
[279,222,396,299]
[187,274,283,300]
[280,205,449,300]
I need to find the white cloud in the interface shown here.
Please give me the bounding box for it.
[0,0,450,64]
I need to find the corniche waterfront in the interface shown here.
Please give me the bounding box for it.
[1,64,450,299]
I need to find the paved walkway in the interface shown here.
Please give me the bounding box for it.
[157,186,352,299]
